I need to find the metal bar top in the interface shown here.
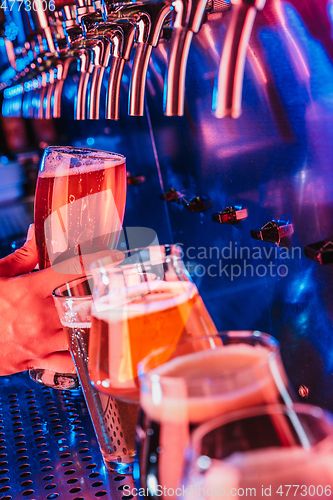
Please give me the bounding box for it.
[0,372,135,500]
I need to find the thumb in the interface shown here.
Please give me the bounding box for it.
[0,224,38,278]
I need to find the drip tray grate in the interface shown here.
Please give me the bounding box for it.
[0,372,136,500]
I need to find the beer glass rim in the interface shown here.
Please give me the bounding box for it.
[53,275,93,301]
[90,244,182,271]
[189,403,333,454]
[44,146,126,162]
[138,331,281,386]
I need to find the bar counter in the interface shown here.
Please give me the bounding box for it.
[0,372,135,500]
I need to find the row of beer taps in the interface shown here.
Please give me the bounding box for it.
[1,0,266,120]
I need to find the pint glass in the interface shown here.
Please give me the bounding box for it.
[53,275,137,473]
[89,244,218,403]
[185,404,333,499]
[31,146,127,389]
[137,332,294,497]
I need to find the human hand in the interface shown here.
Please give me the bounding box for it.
[0,225,123,375]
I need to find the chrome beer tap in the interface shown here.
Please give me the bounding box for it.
[214,0,266,118]
[164,0,208,116]
[104,0,174,116]
[81,17,136,120]
[53,5,95,119]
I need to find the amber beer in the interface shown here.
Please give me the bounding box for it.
[89,281,218,403]
[34,149,126,269]
[138,341,289,497]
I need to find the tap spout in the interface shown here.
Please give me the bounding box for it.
[214,0,266,118]
[76,48,94,119]
[112,1,173,116]
[52,56,76,118]
[164,0,207,116]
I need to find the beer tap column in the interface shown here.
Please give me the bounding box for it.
[214,0,266,118]
[164,0,208,116]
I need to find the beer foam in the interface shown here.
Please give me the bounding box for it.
[92,280,198,322]
[140,345,276,424]
[61,321,91,329]
[203,447,333,498]
[56,299,92,328]
[39,149,125,178]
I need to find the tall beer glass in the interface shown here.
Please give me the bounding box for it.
[53,275,137,474]
[136,332,294,498]
[185,404,333,499]
[89,244,218,404]
[31,146,127,389]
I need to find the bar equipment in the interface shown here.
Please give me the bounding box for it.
[214,0,266,118]
[136,331,294,497]
[1,0,333,496]
[185,404,333,499]
[31,146,127,389]
[103,0,175,117]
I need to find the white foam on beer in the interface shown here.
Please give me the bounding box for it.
[140,344,275,424]
[61,321,91,329]
[91,280,197,322]
[56,299,91,328]
[201,446,333,499]
[39,150,125,178]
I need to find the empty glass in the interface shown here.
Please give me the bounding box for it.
[185,404,333,499]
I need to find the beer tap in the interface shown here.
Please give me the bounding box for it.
[103,0,174,116]
[82,17,136,120]
[54,4,98,120]
[214,0,266,118]
[164,0,208,116]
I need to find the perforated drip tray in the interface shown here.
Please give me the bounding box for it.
[0,372,136,500]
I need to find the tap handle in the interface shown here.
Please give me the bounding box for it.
[214,0,266,118]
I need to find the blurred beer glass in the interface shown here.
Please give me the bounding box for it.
[136,332,294,497]
[88,244,217,469]
[184,404,333,500]
[89,244,218,404]
[53,274,136,473]
[31,146,126,389]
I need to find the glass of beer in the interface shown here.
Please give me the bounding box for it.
[88,244,218,404]
[184,403,333,499]
[136,332,295,497]
[53,273,137,474]
[31,146,127,389]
